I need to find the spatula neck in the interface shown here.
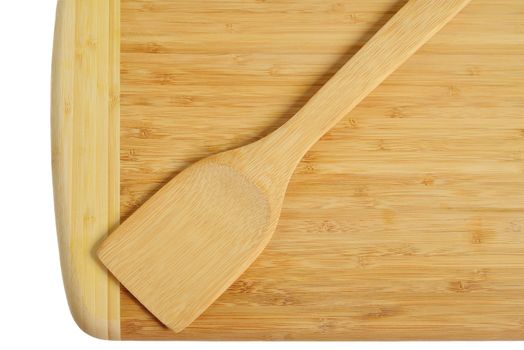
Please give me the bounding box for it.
[261,0,472,165]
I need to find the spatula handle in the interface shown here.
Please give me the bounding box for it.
[265,0,471,161]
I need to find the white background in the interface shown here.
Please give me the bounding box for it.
[0,1,521,349]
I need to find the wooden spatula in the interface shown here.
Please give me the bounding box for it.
[98,0,472,333]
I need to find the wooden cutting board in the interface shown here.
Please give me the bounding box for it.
[52,0,524,340]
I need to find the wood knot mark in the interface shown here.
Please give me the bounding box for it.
[468,66,482,76]
[448,269,488,293]
[377,139,389,151]
[319,220,339,233]
[391,244,417,256]
[345,13,362,24]
[471,229,483,244]
[86,38,97,49]
[354,185,369,198]
[390,107,406,118]
[448,280,480,293]
[146,42,162,53]
[347,118,359,128]
[357,255,371,268]
[232,54,247,64]
[64,101,72,115]
[318,318,335,333]
[448,85,461,97]
[181,96,194,105]
[359,306,401,320]
[139,128,153,138]
[225,23,236,33]
[109,94,120,107]
[331,3,345,12]
[273,294,296,306]
[159,73,177,85]
[470,218,494,245]
[471,227,494,245]
[298,162,316,174]
[83,214,96,224]
[125,148,138,161]
[421,176,434,186]
[507,220,524,233]
[265,291,298,306]
[473,268,489,280]
[269,64,281,76]
[231,280,256,294]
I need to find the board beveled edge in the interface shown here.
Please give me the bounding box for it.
[51,0,121,340]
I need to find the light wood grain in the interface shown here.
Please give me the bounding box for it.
[117,0,524,340]
[99,0,471,334]
[51,0,120,339]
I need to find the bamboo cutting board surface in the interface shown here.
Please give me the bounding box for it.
[53,0,524,340]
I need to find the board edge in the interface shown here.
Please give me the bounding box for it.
[51,0,121,340]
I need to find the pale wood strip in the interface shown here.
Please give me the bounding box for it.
[108,0,121,340]
[51,0,120,339]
